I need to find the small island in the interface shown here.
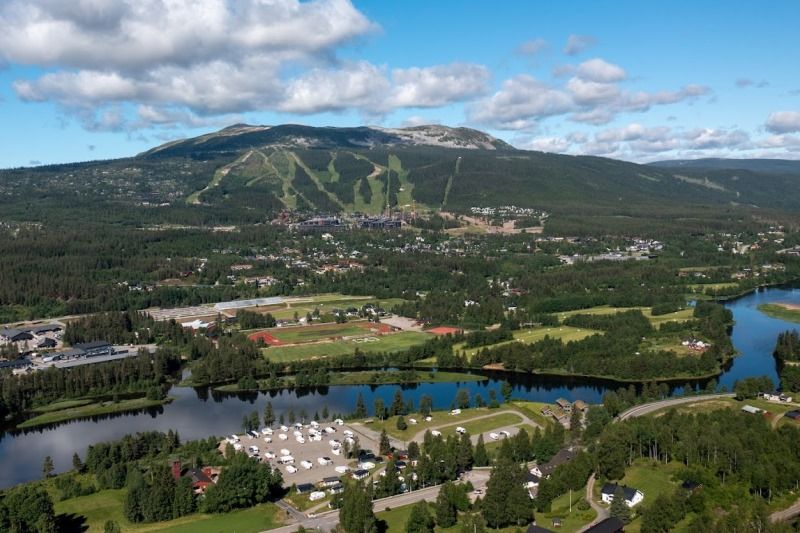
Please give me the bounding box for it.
[758,303,800,323]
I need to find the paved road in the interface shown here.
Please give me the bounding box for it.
[577,473,609,533]
[616,393,736,421]
[264,470,491,533]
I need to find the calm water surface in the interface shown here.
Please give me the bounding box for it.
[0,286,795,488]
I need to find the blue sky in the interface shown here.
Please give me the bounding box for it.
[0,0,798,167]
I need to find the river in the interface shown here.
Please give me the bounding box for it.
[0,286,796,488]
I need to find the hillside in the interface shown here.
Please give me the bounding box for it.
[3,124,800,232]
[650,158,800,174]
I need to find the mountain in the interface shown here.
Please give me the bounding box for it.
[4,124,800,232]
[142,123,513,158]
[650,158,800,174]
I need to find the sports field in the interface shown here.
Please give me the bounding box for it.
[262,330,433,362]
[265,294,406,321]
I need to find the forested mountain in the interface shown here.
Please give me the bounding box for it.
[650,157,800,174]
[3,124,800,222]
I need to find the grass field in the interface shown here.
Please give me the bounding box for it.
[453,326,599,359]
[557,305,695,326]
[596,460,683,532]
[538,490,597,533]
[31,398,94,413]
[20,397,171,429]
[364,406,536,442]
[262,331,432,362]
[510,400,559,428]
[265,295,407,321]
[648,396,799,425]
[55,489,283,532]
[265,322,369,344]
[757,303,800,323]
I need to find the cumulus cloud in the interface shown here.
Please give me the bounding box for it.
[387,63,490,109]
[563,34,596,55]
[575,58,626,83]
[517,38,548,56]
[766,111,800,134]
[2,0,492,130]
[471,55,710,129]
[400,115,441,127]
[468,75,574,130]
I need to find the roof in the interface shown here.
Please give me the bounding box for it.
[0,358,32,369]
[353,469,369,477]
[323,476,340,483]
[741,405,762,414]
[525,471,541,483]
[601,483,640,501]
[184,468,212,485]
[539,449,576,476]
[296,483,315,493]
[0,328,24,338]
[74,340,111,351]
[584,517,625,533]
[527,526,555,533]
[56,348,86,358]
[785,410,800,420]
[29,324,62,334]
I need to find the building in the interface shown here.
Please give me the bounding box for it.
[320,476,341,487]
[555,398,572,412]
[0,328,34,343]
[741,405,763,415]
[601,483,644,507]
[296,483,315,494]
[37,338,57,349]
[573,400,589,412]
[73,341,113,357]
[531,449,576,479]
[0,358,33,371]
[352,469,369,480]
[583,517,625,533]
[784,410,800,421]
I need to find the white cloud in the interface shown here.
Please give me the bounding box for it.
[279,61,389,114]
[468,75,574,130]
[387,63,490,109]
[563,34,596,55]
[400,115,440,127]
[521,136,573,152]
[766,111,800,134]
[576,58,626,83]
[517,38,548,56]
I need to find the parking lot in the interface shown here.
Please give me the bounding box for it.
[225,422,381,489]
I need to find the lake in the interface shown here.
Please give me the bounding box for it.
[0,286,795,488]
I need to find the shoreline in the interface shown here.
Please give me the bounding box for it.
[16,396,173,429]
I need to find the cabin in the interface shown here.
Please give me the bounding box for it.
[601,483,644,507]
[296,483,315,494]
[572,399,589,412]
[784,410,800,421]
[555,398,572,412]
[320,476,340,487]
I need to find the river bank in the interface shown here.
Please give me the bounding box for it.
[17,396,173,429]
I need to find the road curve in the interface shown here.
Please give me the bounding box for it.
[616,393,736,421]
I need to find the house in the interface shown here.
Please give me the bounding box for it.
[573,400,588,412]
[0,358,33,371]
[784,410,800,421]
[524,471,541,489]
[328,483,344,494]
[182,467,218,494]
[760,391,792,402]
[601,483,644,507]
[555,398,572,412]
[583,517,625,533]
[352,469,369,480]
[0,328,34,343]
[29,324,62,335]
[531,449,576,479]
[37,338,57,349]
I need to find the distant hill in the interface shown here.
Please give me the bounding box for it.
[4,124,800,231]
[650,158,800,174]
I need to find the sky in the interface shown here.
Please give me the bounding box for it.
[0,0,799,167]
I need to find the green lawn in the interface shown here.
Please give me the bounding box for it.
[55,489,283,532]
[453,326,599,359]
[510,401,559,428]
[648,396,799,425]
[364,406,535,442]
[266,322,369,344]
[20,397,171,429]
[31,398,94,413]
[557,305,695,326]
[757,303,800,323]
[266,295,407,321]
[538,490,597,533]
[263,331,432,362]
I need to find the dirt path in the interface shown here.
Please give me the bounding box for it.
[578,473,609,532]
